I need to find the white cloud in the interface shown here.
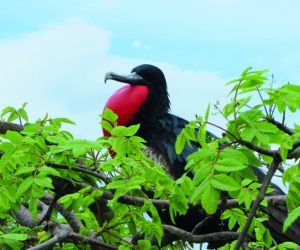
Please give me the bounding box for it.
[132,40,150,50]
[0,18,228,139]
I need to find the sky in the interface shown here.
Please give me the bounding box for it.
[1,0,300,139]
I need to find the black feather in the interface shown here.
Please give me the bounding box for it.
[106,64,300,246]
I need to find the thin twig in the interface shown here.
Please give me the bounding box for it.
[37,195,59,225]
[47,162,111,184]
[234,154,282,250]
[205,121,278,158]
[256,86,269,116]
[191,216,214,234]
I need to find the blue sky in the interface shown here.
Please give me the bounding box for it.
[1,0,300,139]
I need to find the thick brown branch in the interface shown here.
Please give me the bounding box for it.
[0,121,23,134]
[102,190,286,210]
[69,232,118,250]
[14,205,36,228]
[237,139,277,158]
[266,117,294,135]
[27,223,71,250]
[41,195,82,233]
[163,225,242,243]
[28,222,117,250]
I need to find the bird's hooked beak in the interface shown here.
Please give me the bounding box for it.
[104,72,147,85]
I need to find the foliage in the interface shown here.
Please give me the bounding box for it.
[0,68,300,249]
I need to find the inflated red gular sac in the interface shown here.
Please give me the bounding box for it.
[102,64,300,246]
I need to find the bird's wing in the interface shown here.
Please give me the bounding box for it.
[152,113,198,179]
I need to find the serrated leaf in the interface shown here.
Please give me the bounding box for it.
[211,174,240,191]
[101,120,113,133]
[198,123,207,148]
[0,234,27,241]
[175,131,185,155]
[102,108,118,123]
[7,111,19,122]
[214,158,247,172]
[111,124,140,137]
[4,131,23,144]
[202,183,219,214]
[52,117,76,125]
[18,108,28,122]
[17,177,34,197]
[277,242,299,250]
[191,179,210,204]
[283,206,300,232]
[15,166,35,176]
[40,166,61,177]
[193,163,213,185]
[34,177,53,189]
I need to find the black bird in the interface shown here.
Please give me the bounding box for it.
[103,64,300,246]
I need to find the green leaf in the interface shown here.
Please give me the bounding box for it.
[198,123,207,148]
[7,111,19,122]
[1,106,15,118]
[102,108,118,123]
[101,120,113,133]
[111,124,140,137]
[17,177,34,197]
[191,179,210,204]
[4,131,23,144]
[240,127,256,142]
[214,158,248,172]
[0,234,27,241]
[52,117,76,125]
[175,131,185,155]
[193,163,213,185]
[18,108,29,122]
[124,124,140,136]
[283,206,300,232]
[202,183,219,214]
[204,103,210,121]
[34,177,53,189]
[277,242,299,250]
[211,174,240,191]
[39,166,61,177]
[15,166,35,176]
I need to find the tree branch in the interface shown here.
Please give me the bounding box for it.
[27,222,117,250]
[47,162,111,184]
[287,141,300,159]
[14,205,36,228]
[234,154,282,250]
[68,232,118,250]
[0,121,23,134]
[101,189,286,210]
[237,139,277,158]
[163,225,243,243]
[27,223,72,250]
[265,117,294,135]
[41,195,82,233]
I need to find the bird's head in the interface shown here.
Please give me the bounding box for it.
[105,64,168,96]
[103,64,170,135]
